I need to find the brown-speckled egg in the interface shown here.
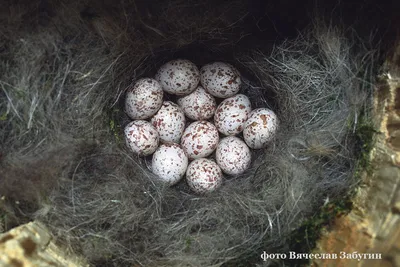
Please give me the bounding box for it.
[216,136,251,175]
[186,158,223,194]
[243,108,278,149]
[125,78,163,120]
[124,120,159,156]
[151,143,188,184]
[151,101,186,144]
[181,121,219,160]
[177,86,216,120]
[155,59,200,96]
[214,94,252,135]
[200,62,241,98]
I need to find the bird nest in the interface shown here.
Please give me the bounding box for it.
[0,0,378,266]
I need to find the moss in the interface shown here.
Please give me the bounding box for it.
[0,211,6,233]
[354,113,376,174]
[108,108,123,143]
[184,237,192,252]
[284,198,353,266]
[0,112,7,121]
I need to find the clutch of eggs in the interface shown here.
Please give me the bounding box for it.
[123,59,279,194]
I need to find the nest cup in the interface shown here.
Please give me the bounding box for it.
[121,45,277,192]
[0,1,378,266]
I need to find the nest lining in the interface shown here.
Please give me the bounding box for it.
[0,1,377,266]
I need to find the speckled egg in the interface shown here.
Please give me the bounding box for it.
[243,108,278,149]
[186,158,223,194]
[216,136,251,175]
[214,94,252,135]
[200,62,241,98]
[177,86,216,120]
[151,101,186,144]
[152,143,188,184]
[125,78,163,120]
[181,121,219,160]
[155,59,200,96]
[124,120,159,156]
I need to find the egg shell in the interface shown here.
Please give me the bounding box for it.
[151,101,186,144]
[177,86,216,120]
[214,94,252,135]
[216,136,251,175]
[181,121,219,160]
[200,62,241,98]
[186,158,223,194]
[124,120,159,156]
[125,78,163,120]
[151,143,188,185]
[155,59,200,96]
[243,108,278,149]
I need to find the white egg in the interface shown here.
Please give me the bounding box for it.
[216,136,251,175]
[155,59,200,96]
[124,120,159,156]
[186,158,223,194]
[151,101,186,144]
[152,143,188,184]
[200,62,241,98]
[125,78,163,120]
[181,121,219,160]
[214,94,252,135]
[177,86,216,120]
[243,108,278,149]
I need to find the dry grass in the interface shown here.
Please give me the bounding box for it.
[0,1,377,266]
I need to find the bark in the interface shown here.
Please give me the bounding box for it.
[0,222,87,267]
[312,42,400,267]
